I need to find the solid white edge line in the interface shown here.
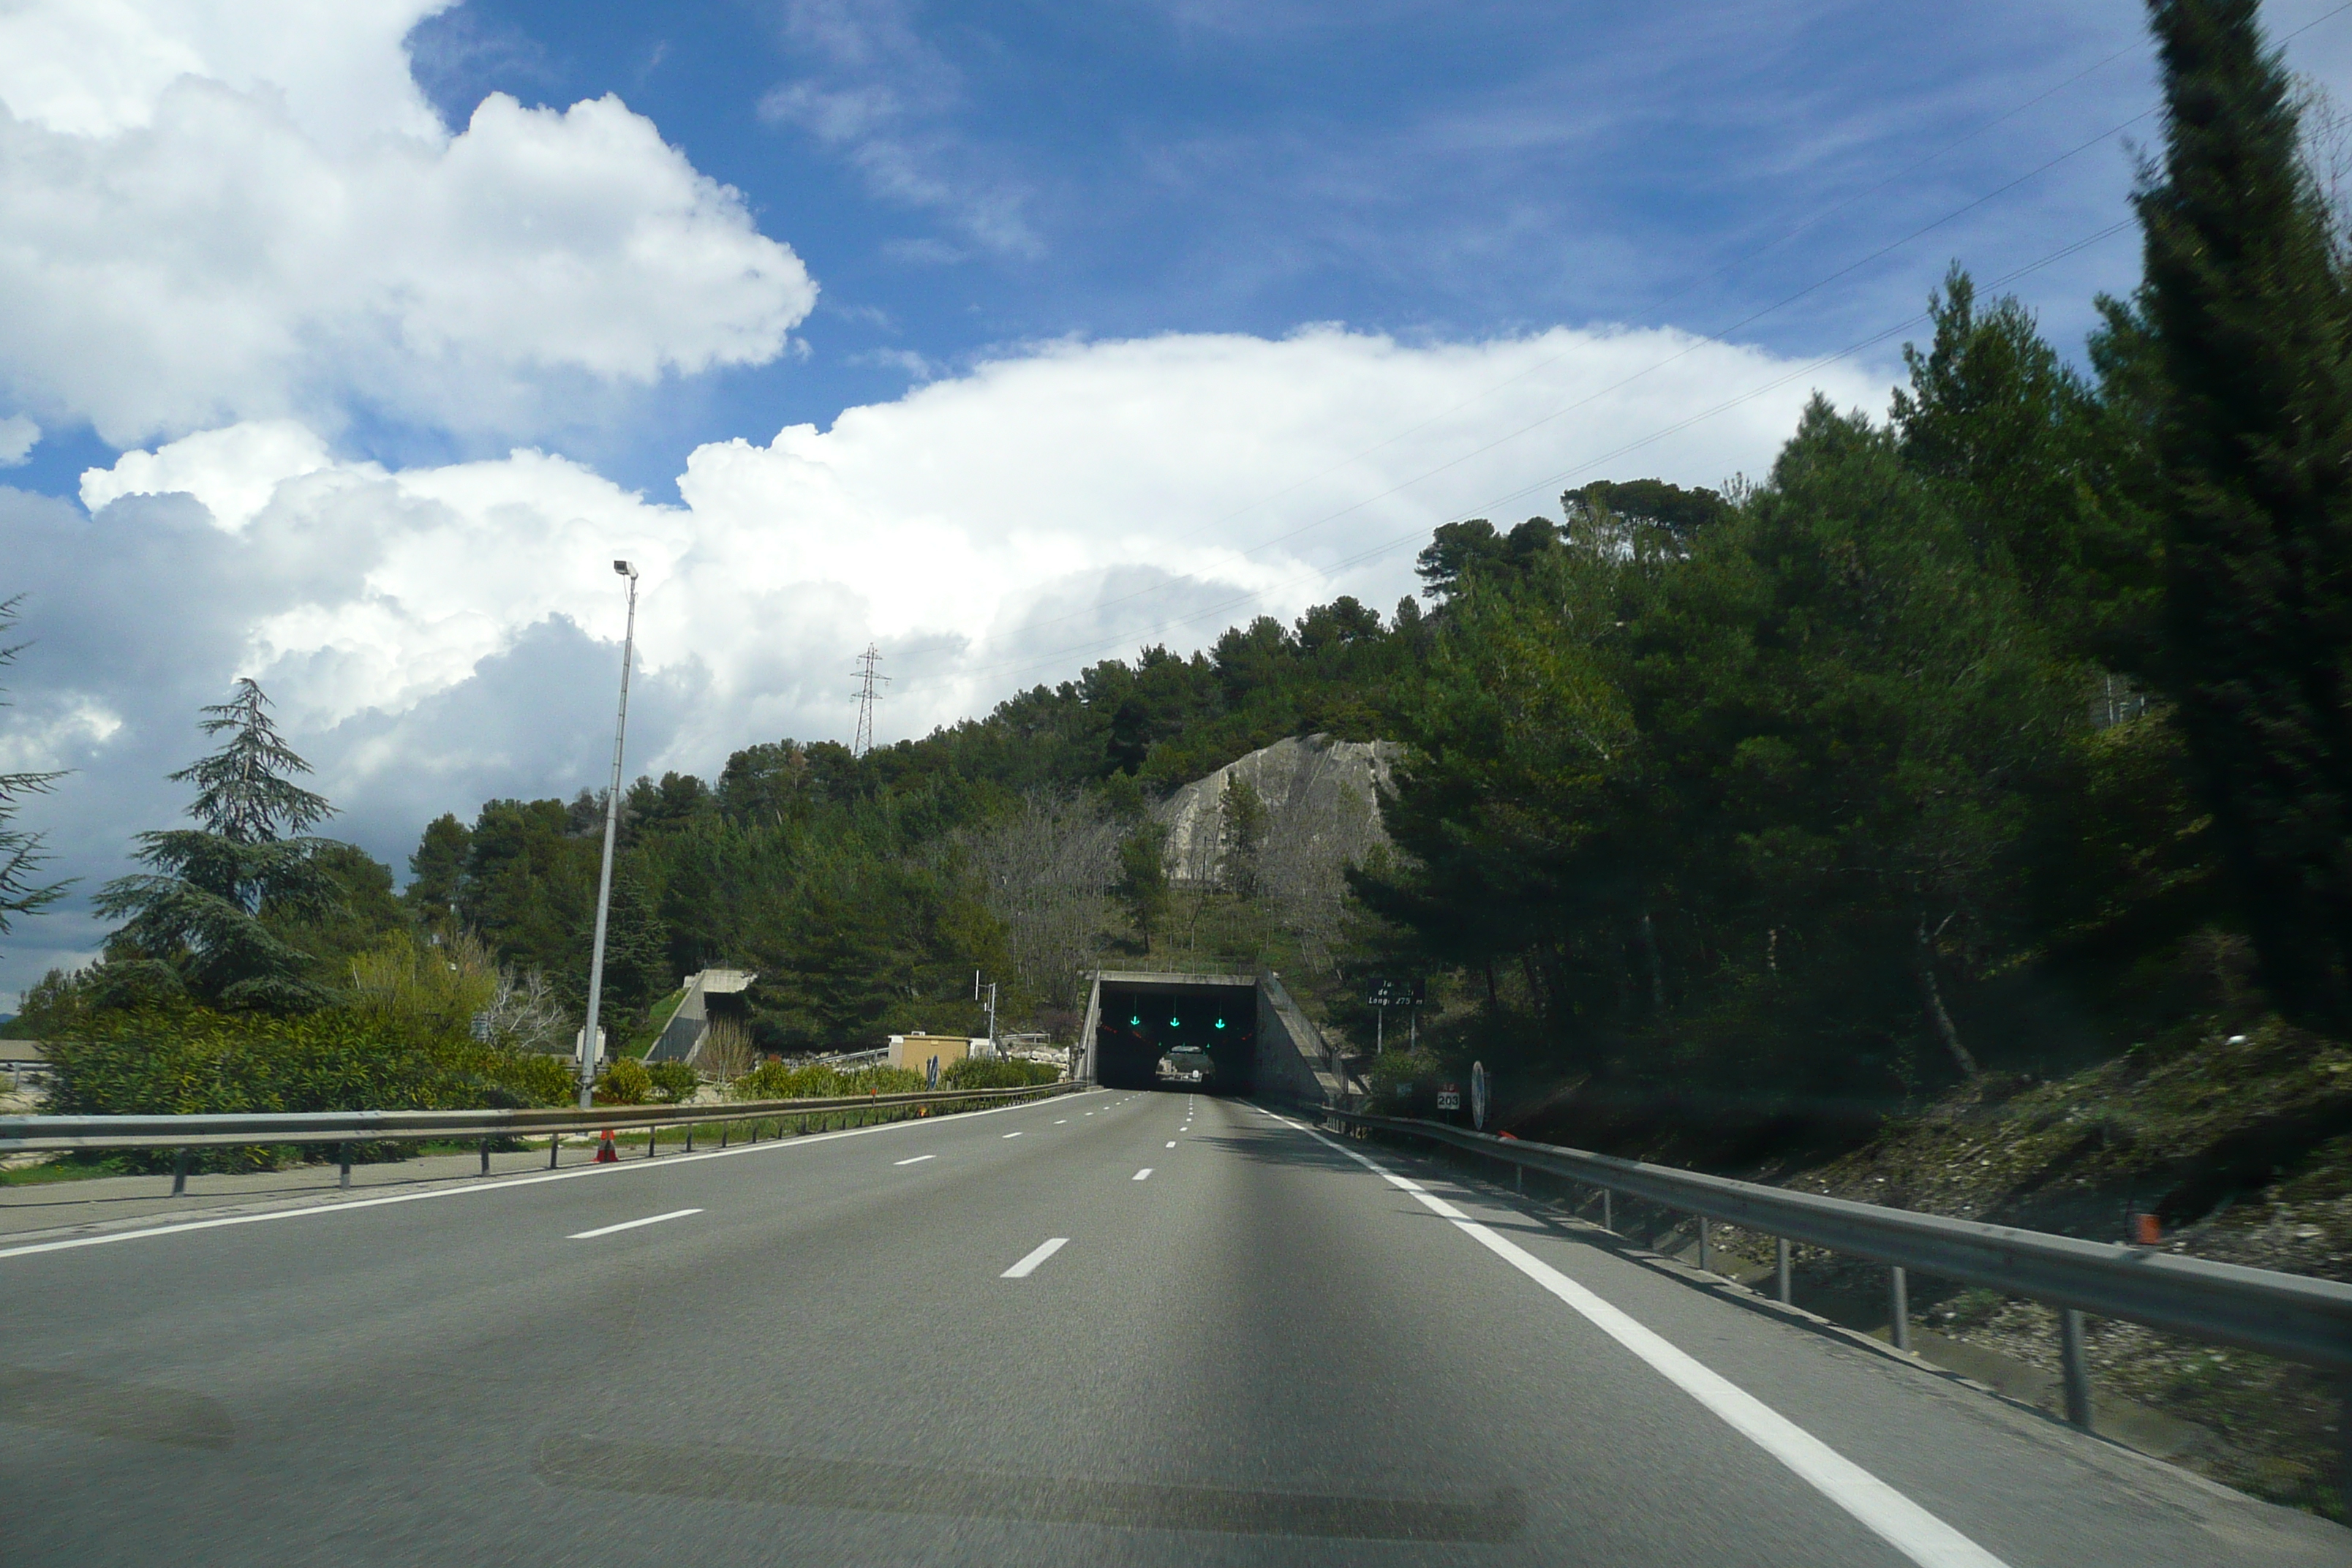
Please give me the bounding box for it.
[1001,1236,1068,1278]
[568,1207,702,1240]
[0,1088,1110,1263]
[1133,1168,1153,1180]
[894,1155,936,1166]
[1251,1104,2010,1568]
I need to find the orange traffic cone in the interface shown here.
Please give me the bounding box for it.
[594,1129,619,1164]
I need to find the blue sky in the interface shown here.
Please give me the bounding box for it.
[361,0,2165,502]
[3,0,2351,997]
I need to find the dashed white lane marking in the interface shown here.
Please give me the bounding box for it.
[1003,1131,1023,1139]
[1251,1107,2009,1568]
[568,1208,701,1240]
[1055,1119,1068,1124]
[1133,1168,1153,1181]
[1002,1237,1068,1278]
[0,1087,1112,1263]
[894,1155,935,1166]
[1166,1141,1177,1148]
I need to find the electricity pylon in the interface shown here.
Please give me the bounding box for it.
[851,643,888,756]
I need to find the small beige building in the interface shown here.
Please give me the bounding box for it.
[887,1033,971,1075]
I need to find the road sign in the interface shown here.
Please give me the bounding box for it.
[1393,1081,1414,1100]
[1471,1061,1488,1131]
[1365,978,1401,1007]
[1436,1083,1460,1111]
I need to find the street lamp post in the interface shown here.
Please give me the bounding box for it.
[578,559,640,1110]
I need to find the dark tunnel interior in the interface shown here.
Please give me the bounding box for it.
[1093,981,1258,1093]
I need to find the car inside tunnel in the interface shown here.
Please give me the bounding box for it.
[1093,979,1257,1093]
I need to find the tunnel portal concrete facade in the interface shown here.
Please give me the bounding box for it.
[1078,970,1341,1101]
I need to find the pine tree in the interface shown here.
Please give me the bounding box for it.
[592,869,669,1022]
[403,813,470,935]
[2138,0,2352,1030]
[96,679,342,1011]
[0,596,70,946]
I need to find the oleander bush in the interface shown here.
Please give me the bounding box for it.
[727,1060,927,1100]
[941,1057,1060,1089]
[42,1003,576,1170]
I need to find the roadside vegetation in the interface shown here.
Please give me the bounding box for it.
[0,0,2345,1513]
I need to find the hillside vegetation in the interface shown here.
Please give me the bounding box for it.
[11,0,2348,1148]
[0,1,2345,1438]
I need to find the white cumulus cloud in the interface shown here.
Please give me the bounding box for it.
[18,322,1890,1000]
[0,0,816,447]
[79,419,333,530]
[75,322,1892,774]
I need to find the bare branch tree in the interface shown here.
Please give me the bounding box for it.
[972,790,1120,1009]
[1258,773,1384,972]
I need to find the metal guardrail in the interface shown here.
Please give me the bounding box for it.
[0,1081,1079,1155]
[1326,1109,2352,1435]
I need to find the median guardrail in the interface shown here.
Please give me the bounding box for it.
[0,1080,1083,1193]
[1324,1107,2352,1435]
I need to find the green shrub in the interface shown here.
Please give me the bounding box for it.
[597,1056,653,1104]
[1365,1047,1447,1112]
[42,1004,578,1170]
[728,1060,927,1101]
[943,1057,1061,1090]
[487,1050,576,1107]
[645,1060,700,1104]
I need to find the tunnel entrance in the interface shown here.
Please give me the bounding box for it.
[1092,976,1259,1093]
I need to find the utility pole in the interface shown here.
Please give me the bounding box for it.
[851,643,889,757]
[580,559,639,1110]
[974,969,998,1053]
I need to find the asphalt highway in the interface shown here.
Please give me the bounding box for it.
[1,1088,2345,1566]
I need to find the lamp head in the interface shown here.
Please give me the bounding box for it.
[613,559,636,578]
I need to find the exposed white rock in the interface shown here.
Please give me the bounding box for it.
[1157,734,1401,888]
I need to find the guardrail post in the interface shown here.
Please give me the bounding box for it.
[1699,1218,1713,1273]
[1776,1237,1792,1305]
[171,1147,188,1196]
[2337,1375,2350,1514]
[479,1137,489,1175]
[339,1143,352,1190]
[719,1121,728,1148]
[2061,1308,2094,1431]
[549,1134,560,1169]
[1601,1188,1613,1232]
[647,1126,657,1158]
[1889,1267,1909,1352]
[685,1123,694,1153]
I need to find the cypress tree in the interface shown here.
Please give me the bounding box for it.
[2138,0,2352,1030]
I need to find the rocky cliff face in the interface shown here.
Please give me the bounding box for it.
[1156,734,1400,888]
